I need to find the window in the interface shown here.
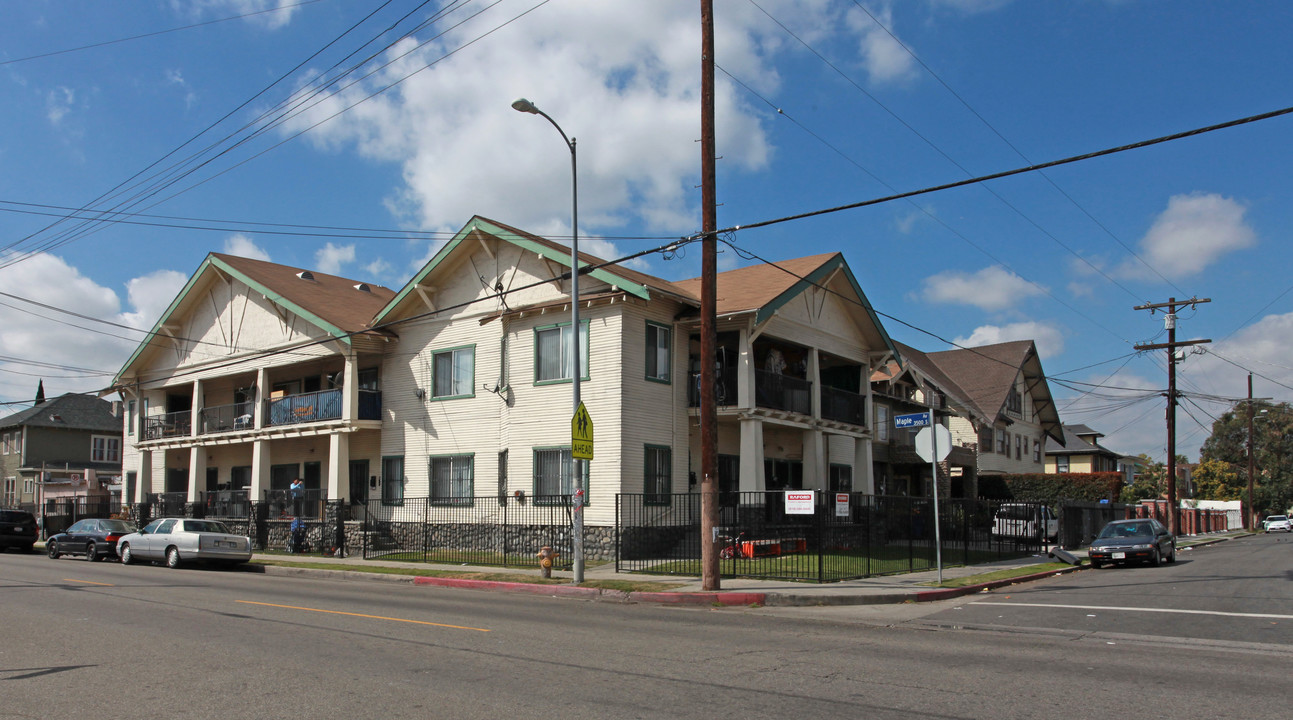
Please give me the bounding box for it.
[2,477,13,505]
[357,367,380,390]
[645,322,671,383]
[644,445,671,505]
[996,429,1007,454]
[432,346,474,399]
[430,455,474,505]
[535,321,589,384]
[1033,440,1041,462]
[1056,455,1070,473]
[876,406,889,442]
[1006,385,1022,414]
[382,456,404,506]
[127,401,136,435]
[497,450,508,506]
[533,448,588,504]
[829,464,853,493]
[92,435,121,463]
[23,477,35,496]
[1015,435,1022,460]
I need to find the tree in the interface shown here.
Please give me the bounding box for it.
[1199,401,1293,515]
[1120,454,1163,504]
[1191,458,1244,501]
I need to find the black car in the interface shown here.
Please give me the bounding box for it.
[47,518,137,561]
[0,509,39,553]
[1088,518,1176,568]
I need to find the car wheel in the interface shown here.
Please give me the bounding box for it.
[120,543,134,565]
[1090,559,1102,569]
[85,543,98,562]
[165,546,182,569]
[47,541,60,559]
[1150,548,1162,567]
[1166,543,1176,563]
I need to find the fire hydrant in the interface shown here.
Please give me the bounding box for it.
[537,545,559,579]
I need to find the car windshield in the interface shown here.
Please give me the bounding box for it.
[182,520,231,533]
[1098,522,1152,539]
[1268,516,1288,522]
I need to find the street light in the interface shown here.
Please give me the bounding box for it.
[512,97,584,583]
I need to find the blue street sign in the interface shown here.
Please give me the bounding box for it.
[894,412,931,429]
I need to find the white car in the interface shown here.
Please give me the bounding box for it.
[1263,515,1291,533]
[117,517,252,569]
[992,503,1059,541]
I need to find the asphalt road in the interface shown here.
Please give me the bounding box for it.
[1,534,1289,719]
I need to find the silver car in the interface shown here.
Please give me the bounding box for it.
[117,517,252,569]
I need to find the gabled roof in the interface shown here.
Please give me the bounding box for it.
[1046,424,1120,456]
[0,393,121,433]
[888,341,989,423]
[114,253,395,386]
[373,216,695,325]
[672,252,896,356]
[922,340,1064,444]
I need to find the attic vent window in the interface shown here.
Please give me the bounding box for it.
[354,283,371,292]
[296,271,315,281]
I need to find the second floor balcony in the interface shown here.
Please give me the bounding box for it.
[687,370,867,430]
[265,388,381,427]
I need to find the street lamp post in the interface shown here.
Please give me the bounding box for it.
[512,98,584,583]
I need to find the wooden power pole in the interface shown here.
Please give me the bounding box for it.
[1134,297,1210,536]
[699,0,720,591]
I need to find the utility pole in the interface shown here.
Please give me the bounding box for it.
[1134,297,1210,536]
[699,0,720,591]
[1247,373,1255,531]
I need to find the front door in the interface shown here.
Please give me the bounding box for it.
[349,460,369,506]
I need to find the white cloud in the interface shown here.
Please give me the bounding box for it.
[1118,193,1255,280]
[223,233,270,261]
[46,86,75,125]
[920,265,1044,311]
[845,6,918,85]
[930,0,1016,13]
[165,68,197,109]
[362,257,392,281]
[314,242,355,275]
[954,321,1065,358]
[181,0,300,29]
[120,270,188,330]
[277,2,858,261]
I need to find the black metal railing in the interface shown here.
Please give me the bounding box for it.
[200,489,251,518]
[754,370,812,415]
[687,371,738,408]
[262,488,327,519]
[359,495,575,569]
[146,492,188,517]
[37,496,124,537]
[265,389,342,426]
[358,389,382,420]
[144,410,192,440]
[200,402,254,434]
[820,385,866,426]
[616,492,1050,583]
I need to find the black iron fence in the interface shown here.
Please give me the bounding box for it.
[617,492,1051,582]
[358,495,579,570]
[36,496,125,537]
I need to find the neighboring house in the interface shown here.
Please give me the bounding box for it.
[916,340,1065,480]
[868,342,982,498]
[112,216,897,535]
[111,253,396,513]
[1045,423,1124,474]
[0,393,124,511]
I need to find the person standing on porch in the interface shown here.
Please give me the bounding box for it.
[290,477,304,517]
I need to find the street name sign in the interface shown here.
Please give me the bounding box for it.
[894,412,931,429]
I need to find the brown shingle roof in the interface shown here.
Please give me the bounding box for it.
[671,253,841,315]
[922,340,1064,443]
[211,253,396,334]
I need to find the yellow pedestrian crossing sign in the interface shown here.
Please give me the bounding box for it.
[572,402,594,460]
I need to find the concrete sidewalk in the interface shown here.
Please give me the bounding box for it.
[249,531,1249,607]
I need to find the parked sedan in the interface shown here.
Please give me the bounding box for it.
[47,518,138,561]
[0,509,39,553]
[1262,515,1291,533]
[1088,518,1176,568]
[117,517,252,569]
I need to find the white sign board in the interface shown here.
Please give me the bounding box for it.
[785,490,816,515]
[915,424,952,463]
[835,493,850,517]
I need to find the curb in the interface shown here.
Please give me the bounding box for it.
[912,564,1081,603]
[411,575,768,607]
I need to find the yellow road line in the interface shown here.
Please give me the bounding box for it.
[63,578,114,587]
[235,600,491,632]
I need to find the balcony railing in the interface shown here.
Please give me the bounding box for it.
[357,389,382,420]
[200,402,255,434]
[265,389,342,426]
[687,371,738,408]
[144,410,192,440]
[755,370,811,415]
[820,385,866,426]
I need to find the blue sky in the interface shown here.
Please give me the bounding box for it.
[2,0,1291,462]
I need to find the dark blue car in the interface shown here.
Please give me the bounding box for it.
[46,518,137,562]
[1088,519,1176,568]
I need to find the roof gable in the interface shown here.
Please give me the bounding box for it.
[923,340,1064,444]
[0,393,122,432]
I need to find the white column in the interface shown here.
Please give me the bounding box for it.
[251,439,269,503]
[190,379,203,437]
[137,450,154,503]
[187,446,205,503]
[808,347,821,420]
[737,327,753,409]
[803,428,825,490]
[738,418,764,491]
[342,352,358,421]
[253,367,268,430]
[328,433,349,502]
[855,436,875,494]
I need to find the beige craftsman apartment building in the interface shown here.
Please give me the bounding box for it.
[111,216,1061,526]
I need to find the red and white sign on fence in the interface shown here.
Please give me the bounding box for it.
[785,490,815,515]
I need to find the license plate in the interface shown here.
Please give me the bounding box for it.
[1112,552,1125,559]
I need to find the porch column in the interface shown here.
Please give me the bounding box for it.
[190,379,203,438]
[808,347,821,420]
[802,428,825,490]
[737,327,753,409]
[137,450,154,503]
[250,439,270,503]
[341,351,358,421]
[738,418,764,491]
[855,436,876,494]
[327,432,349,503]
[187,447,205,503]
[253,367,268,430]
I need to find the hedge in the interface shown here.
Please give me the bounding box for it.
[979,472,1124,507]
